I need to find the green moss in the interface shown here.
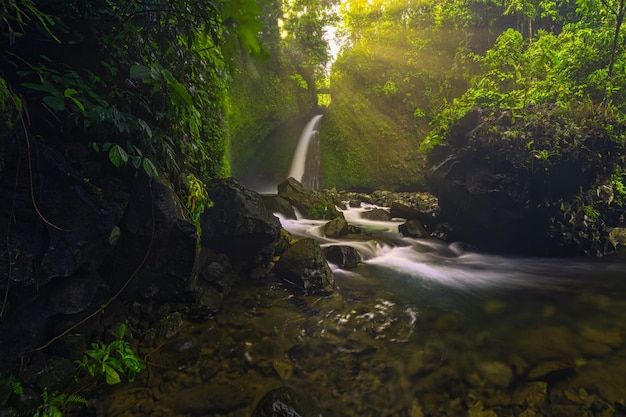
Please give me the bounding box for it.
[0,77,20,176]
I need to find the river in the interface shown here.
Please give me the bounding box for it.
[101,203,626,417]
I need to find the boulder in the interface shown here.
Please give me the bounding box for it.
[609,227,626,249]
[117,175,197,301]
[252,387,320,417]
[426,105,625,256]
[324,245,361,269]
[201,178,281,276]
[262,195,296,219]
[323,217,348,238]
[390,202,437,228]
[360,208,391,221]
[399,219,429,238]
[277,177,341,220]
[273,238,334,293]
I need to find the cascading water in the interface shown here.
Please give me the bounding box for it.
[287,114,323,190]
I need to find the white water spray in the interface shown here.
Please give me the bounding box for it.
[288,114,324,189]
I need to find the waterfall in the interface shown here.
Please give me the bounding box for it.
[288,114,324,190]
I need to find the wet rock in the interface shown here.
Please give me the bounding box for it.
[399,219,429,238]
[262,195,297,219]
[468,401,498,417]
[272,359,293,381]
[274,238,334,294]
[390,202,437,227]
[188,250,240,318]
[170,380,259,414]
[360,208,391,221]
[21,356,75,391]
[324,245,361,269]
[477,361,513,388]
[513,381,548,407]
[277,178,340,220]
[47,273,104,315]
[154,337,201,369]
[579,325,622,347]
[323,217,348,238]
[120,175,197,301]
[609,227,626,249]
[252,386,319,417]
[517,326,581,361]
[571,358,626,405]
[527,360,572,379]
[158,312,183,339]
[201,178,281,276]
[426,105,624,256]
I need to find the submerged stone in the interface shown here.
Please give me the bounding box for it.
[252,386,318,417]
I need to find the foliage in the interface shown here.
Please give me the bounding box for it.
[613,167,626,206]
[307,200,341,220]
[1,0,266,202]
[185,173,212,232]
[0,373,23,397]
[33,390,87,417]
[76,321,144,385]
[0,0,59,44]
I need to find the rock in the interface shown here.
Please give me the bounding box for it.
[154,337,201,369]
[187,250,240,318]
[477,361,513,388]
[262,195,296,219]
[399,219,429,238]
[323,217,348,238]
[517,326,581,361]
[252,386,319,417]
[571,358,626,405]
[609,227,626,249]
[170,380,258,414]
[513,381,548,407]
[579,325,622,348]
[426,105,624,256]
[119,175,198,300]
[390,202,437,227]
[274,238,334,294]
[47,273,104,315]
[201,178,281,276]
[527,360,572,379]
[324,245,361,269]
[277,177,340,220]
[360,208,391,221]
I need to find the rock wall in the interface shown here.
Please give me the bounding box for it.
[427,106,626,256]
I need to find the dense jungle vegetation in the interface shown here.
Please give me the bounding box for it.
[2,0,626,195]
[322,0,626,192]
[0,0,321,205]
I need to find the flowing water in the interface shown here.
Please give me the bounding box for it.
[102,203,626,417]
[288,114,323,190]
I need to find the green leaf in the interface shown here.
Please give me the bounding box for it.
[21,82,58,94]
[168,82,193,107]
[129,64,151,79]
[43,94,65,111]
[137,118,153,138]
[142,158,159,177]
[104,365,121,385]
[108,144,128,167]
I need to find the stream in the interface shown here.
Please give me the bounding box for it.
[102,203,626,417]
